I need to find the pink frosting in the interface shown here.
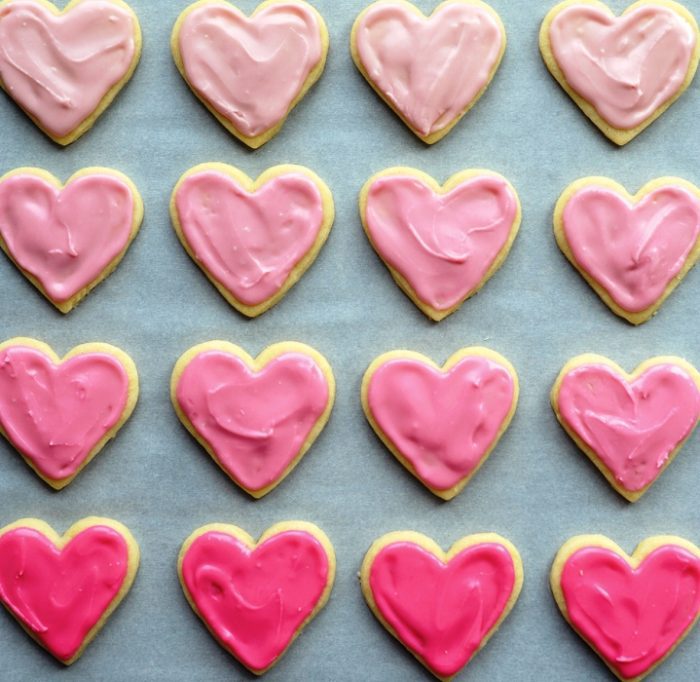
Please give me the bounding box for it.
[560,544,700,679]
[177,1,323,138]
[367,355,515,491]
[556,362,700,492]
[548,4,696,130]
[0,524,129,662]
[365,174,518,310]
[355,1,503,136]
[180,528,329,672]
[0,345,130,482]
[0,0,137,138]
[174,170,323,307]
[562,184,700,313]
[0,172,135,303]
[368,540,516,678]
[175,350,330,492]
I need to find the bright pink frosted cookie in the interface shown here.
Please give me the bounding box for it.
[172,0,328,148]
[0,338,139,489]
[360,167,520,320]
[179,521,335,674]
[551,535,700,681]
[362,347,518,499]
[554,176,700,324]
[361,531,523,681]
[171,341,335,498]
[170,163,334,317]
[0,517,139,664]
[351,0,506,143]
[540,1,700,145]
[551,354,700,501]
[0,0,141,145]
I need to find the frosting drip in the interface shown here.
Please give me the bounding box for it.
[560,544,700,679]
[0,525,129,661]
[0,345,129,480]
[365,174,517,310]
[355,2,503,135]
[367,355,515,490]
[0,0,137,137]
[180,529,329,672]
[178,2,322,137]
[549,4,696,129]
[175,170,323,306]
[557,362,700,492]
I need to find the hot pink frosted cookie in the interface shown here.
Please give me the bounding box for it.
[0,517,139,664]
[171,163,333,317]
[362,347,518,499]
[172,0,328,148]
[361,531,523,680]
[171,341,335,498]
[551,354,700,501]
[540,1,700,145]
[0,0,141,145]
[551,535,700,681]
[0,338,139,489]
[179,521,335,674]
[351,0,506,143]
[360,167,520,320]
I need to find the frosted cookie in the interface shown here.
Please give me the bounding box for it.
[554,177,700,324]
[0,0,141,145]
[0,338,139,489]
[172,0,328,148]
[551,535,700,681]
[0,517,139,664]
[540,1,700,145]
[360,168,520,320]
[171,163,333,317]
[551,354,700,501]
[171,341,334,498]
[0,168,143,313]
[351,0,506,143]
[361,531,523,680]
[362,347,518,500]
[179,521,334,674]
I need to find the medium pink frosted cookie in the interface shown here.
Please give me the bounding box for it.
[540,1,700,145]
[172,0,329,148]
[0,517,139,664]
[551,535,700,681]
[361,531,523,680]
[351,0,506,143]
[0,0,141,145]
[551,354,700,501]
[362,347,518,499]
[179,521,335,674]
[360,167,520,320]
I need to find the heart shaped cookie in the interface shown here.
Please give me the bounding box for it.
[551,535,700,681]
[0,168,143,313]
[0,517,139,664]
[179,521,335,674]
[551,354,700,501]
[0,0,141,145]
[540,0,700,145]
[171,164,333,317]
[554,177,700,324]
[351,0,506,143]
[362,347,518,499]
[360,168,520,320]
[172,0,328,148]
[0,338,138,489]
[361,531,523,680]
[171,341,334,498]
